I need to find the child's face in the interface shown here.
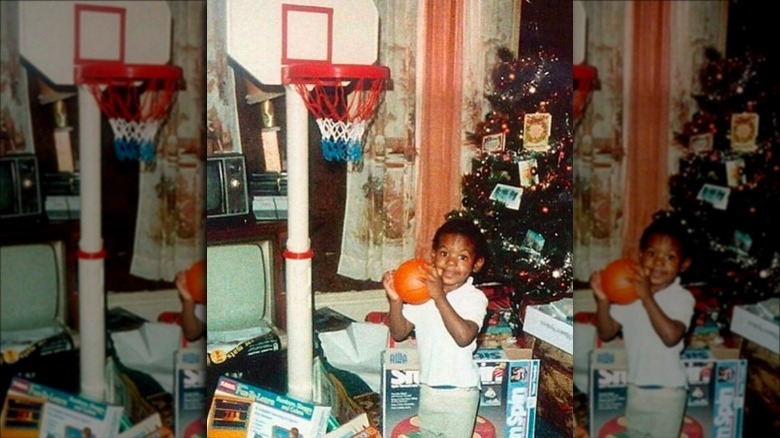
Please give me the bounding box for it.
[431,233,484,292]
[638,233,691,292]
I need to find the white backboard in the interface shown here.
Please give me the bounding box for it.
[226,0,380,86]
[19,1,173,86]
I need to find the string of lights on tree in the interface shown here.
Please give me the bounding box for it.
[668,47,779,310]
[448,47,573,310]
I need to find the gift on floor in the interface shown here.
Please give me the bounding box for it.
[589,346,747,438]
[729,298,779,354]
[206,375,331,438]
[382,342,540,438]
[0,377,123,438]
[174,343,207,438]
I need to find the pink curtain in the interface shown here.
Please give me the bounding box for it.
[622,1,672,258]
[414,0,465,256]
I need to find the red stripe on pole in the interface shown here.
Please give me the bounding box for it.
[284,248,314,260]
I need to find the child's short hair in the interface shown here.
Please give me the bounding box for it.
[432,218,489,261]
[640,214,693,260]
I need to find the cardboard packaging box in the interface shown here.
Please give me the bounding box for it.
[324,413,379,438]
[382,343,540,438]
[0,377,124,438]
[206,376,331,438]
[729,298,779,354]
[174,344,207,438]
[521,332,573,437]
[206,330,287,401]
[589,347,747,438]
[522,298,573,355]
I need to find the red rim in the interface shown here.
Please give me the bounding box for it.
[282,63,390,84]
[574,64,597,81]
[75,63,182,84]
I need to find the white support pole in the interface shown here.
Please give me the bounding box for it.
[284,86,314,401]
[77,87,106,401]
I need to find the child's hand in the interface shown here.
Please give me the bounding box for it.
[420,262,445,301]
[589,270,609,303]
[382,270,402,303]
[633,264,652,300]
[175,271,194,303]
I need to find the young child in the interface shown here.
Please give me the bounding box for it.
[175,262,206,342]
[382,218,489,438]
[590,216,696,437]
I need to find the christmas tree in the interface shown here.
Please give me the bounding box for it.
[668,47,779,311]
[448,47,573,309]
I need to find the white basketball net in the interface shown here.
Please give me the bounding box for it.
[107,118,161,162]
[316,118,367,162]
[82,72,179,163]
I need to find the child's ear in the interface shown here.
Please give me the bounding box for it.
[472,257,485,273]
[680,257,692,273]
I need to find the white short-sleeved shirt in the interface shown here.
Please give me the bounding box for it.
[402,277,488,388]
[610,278,695,387]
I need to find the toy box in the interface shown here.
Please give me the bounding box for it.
[0,377,124,438]
[382,343,540,438]
[589,347,746,438]
[174,344,207,438]
[206,330,287,401]
[206,375,331,438]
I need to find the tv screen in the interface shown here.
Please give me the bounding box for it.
[206,240,275,342]
[0,154,42,219]
[206,154,249,219]
[0,241,67,332]
[0,160,12,215]
[206,159,223,215]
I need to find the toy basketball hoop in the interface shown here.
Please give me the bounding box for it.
[283,63,390,163]
[76,63,183,163]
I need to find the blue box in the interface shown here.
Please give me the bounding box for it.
[382,344,540,437]
[589,347,746,438]
[174,344,207,438]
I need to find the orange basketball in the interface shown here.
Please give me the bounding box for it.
[185,259,206,304]
[394,258,431,305]
[601,258,639,304]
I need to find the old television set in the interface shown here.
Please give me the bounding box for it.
[0,153,43,220]
[1,240,79,397]
[206,154,249,220]
[206,238,286,394]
